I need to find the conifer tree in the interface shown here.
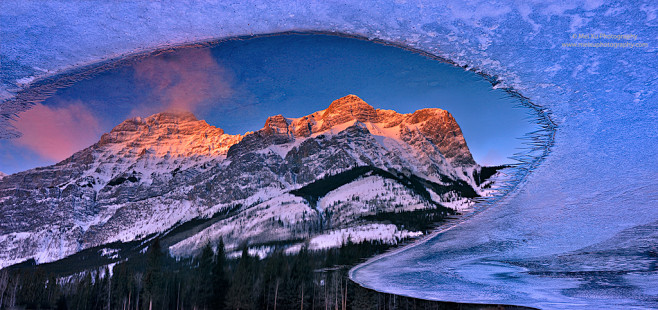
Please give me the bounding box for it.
[212,238,229,309]
[225,247,254,310]
[144,237,164,310]
[262,250,286,310]
[196,242,214,308]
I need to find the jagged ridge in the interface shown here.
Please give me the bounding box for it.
[0,95,489,269]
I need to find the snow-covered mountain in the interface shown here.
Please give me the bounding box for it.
[0,95,495,268]
[0,172,5,179]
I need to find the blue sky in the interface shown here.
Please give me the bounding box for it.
[0,33,536,174]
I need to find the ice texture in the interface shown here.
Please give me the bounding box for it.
[1,0,657,309]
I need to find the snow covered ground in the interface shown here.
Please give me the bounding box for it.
[2,1,657,309]
[168,174,454,258]
[305,224,423,251]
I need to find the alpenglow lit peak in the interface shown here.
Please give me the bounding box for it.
[0,95,491,269]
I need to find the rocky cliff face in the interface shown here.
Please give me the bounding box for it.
[268,95,475,167]
[0,95,488,268]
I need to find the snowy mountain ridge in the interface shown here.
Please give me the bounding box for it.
[247,94,475,167]
[0,95,495,269]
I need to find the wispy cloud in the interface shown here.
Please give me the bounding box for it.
[12,101,104,162]
[132,48,233,115]
[8,48,233,165]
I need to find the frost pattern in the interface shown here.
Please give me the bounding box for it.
[2,1,657,308]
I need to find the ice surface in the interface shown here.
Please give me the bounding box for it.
[1,0,657,308]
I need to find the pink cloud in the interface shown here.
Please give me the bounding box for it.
[132,48,233,115]
[12,102,104,162]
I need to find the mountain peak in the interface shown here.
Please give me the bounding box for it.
[109,111,201,134]
[97,110,244,158]
[407,108,449,124]
[319,95,378,131]
[264,115,291,135]
[324,95,375,119]
[328,94,367,106]
[144,110,198,123]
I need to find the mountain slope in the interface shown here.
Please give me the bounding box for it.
[0,95,494,268]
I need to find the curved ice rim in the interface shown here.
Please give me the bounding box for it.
[347,80,555,306]
[1,30,557,306]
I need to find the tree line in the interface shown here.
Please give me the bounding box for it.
[0,238,530,310]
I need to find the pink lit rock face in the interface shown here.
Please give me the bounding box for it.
[248,95,475,167]
[0,95,491,268]
[97,111,242,158]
